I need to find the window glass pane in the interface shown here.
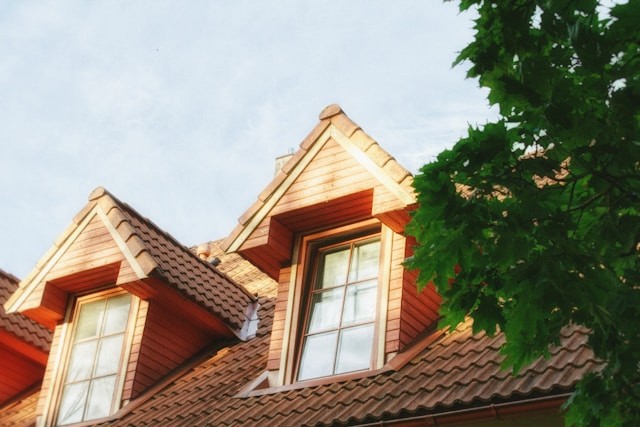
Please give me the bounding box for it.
[75,299,106,341]
[95,335,125,377]
[66,341,97,382]
[342,280,377,326]
[102,294,131,335]
[318,248,349,289]
[57,381,89,425]
[298,331,337,381]
[85,376,116,420]
[307,288,343,333]
[348,240,380,282]
[335,324,374,374]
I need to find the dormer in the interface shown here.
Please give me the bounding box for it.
[3,188,257,426]
[222,105,441,386]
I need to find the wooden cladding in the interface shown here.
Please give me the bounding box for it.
[0,342,45,405]
[266,267,291,371]
[124,300,212,400]
[385,234,440,354]
[236,135,413,281]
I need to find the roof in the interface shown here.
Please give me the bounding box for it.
[4,187,256,331]
[0,270,51,353]
[90,308,598,426]
[194,240,278,299]
[0,241,600,427]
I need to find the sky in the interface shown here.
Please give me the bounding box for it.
[0,1,497,279]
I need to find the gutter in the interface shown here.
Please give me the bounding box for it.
[356,393,571,426]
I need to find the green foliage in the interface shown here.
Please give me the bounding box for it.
[408,1,640,425]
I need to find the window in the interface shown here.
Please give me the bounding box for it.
[56,293,132,425]
[297,236,381,381]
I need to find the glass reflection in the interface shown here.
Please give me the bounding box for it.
[336,324,374,374]
[318,248,349,289]
[85,376,116,420]
[348,240,380,282]
[342,280,377,326]
[298,332,337,381]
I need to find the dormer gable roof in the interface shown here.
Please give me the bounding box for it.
[4,187,256,334]
[222,104,416,279]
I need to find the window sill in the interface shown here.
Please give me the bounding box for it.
[237,322,444,399]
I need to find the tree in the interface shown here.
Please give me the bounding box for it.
[408,1,640,425]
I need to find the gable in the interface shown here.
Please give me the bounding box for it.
[223,105,416,280]
[4,187,256,336]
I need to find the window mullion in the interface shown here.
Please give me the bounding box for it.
[331,284,349,375]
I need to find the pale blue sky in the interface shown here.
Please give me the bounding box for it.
[0,1,496,278]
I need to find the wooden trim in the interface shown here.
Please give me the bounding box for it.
[330,127,414,205]
[114,295,139,410]
[4,206,100,313]
[278,235,301,386]
[41,300,74,427]
[227,126,333,253]
[96,207,147,280]
[376,225,393,367]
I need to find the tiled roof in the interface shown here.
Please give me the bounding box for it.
[92,305,598,426]
[98,189,257,330]
[0,239,599,426]
[193,240,278,299]
[0,270,51,353]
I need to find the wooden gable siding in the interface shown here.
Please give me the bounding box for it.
[385,232,408,354]
[36,322,64,419]
[237,136,414,282]
[17,214,133,328]
[122,299,149,401]
[46,215,125,282]
[240,191,375,281]
[0,343,44,405]
[125,300,213,400]
[385,233,441,354]
[268,138,380,218]
[266,266,291,371]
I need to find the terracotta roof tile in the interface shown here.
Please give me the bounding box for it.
[0,270,51,353]
[192,240,278,299]
[99,189,258,331]
[90,301,599,427]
